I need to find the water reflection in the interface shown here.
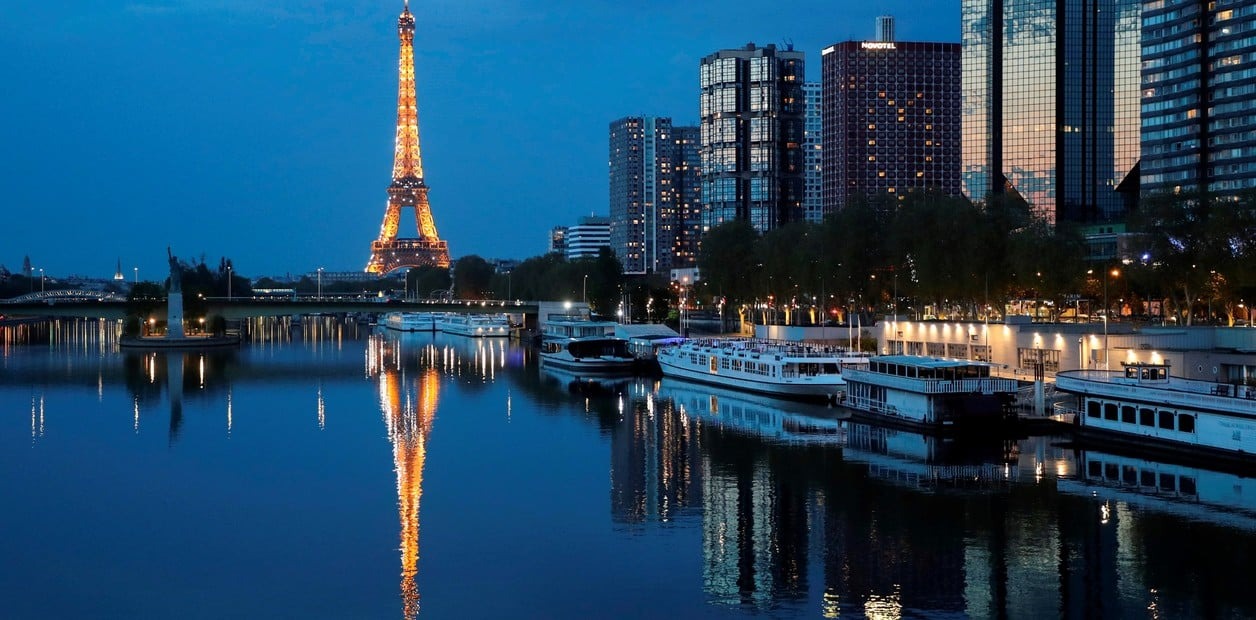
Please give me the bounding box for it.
[4,320,1256,617]
[367,331,441,619]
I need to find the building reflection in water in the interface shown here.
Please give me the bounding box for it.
[367,332,442,619]
[599,380,1256,617]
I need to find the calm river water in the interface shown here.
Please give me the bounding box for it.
[2,318,1255,619]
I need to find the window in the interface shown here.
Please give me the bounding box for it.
[1121,406,1136,424]
[1140,408,1155,426]
[1105,403,1118,421]
[1178,414,1195,433]
[1159,410,1175,430]
[1087,401,1101,418]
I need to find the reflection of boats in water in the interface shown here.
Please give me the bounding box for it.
[656,378,847,446]
[540,363,637,397]
[657,338,869,403]
[840,421,1019,490]
[1059,448,1256,531]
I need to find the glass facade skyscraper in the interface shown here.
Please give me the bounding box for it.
[1141,0,1256,197]
[821,33,961,212]
[700,43,806,234]
[962,0,1141,223]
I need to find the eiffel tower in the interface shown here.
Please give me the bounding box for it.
[366,1,451,274]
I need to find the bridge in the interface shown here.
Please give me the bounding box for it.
[0,296,583,330]
[2,289,128,303]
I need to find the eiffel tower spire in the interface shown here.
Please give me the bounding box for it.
[366,1,450,275]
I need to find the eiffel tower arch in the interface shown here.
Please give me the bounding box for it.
[366,1,451,275]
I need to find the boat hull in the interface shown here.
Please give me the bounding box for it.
[657,356,842,402]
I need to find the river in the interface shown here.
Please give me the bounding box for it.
[2,318,1254,618]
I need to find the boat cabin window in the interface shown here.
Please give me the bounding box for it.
[1158,411,1175,430]
[1178,414,1195,434]
[1124,365,1167,381]
[1139,408,1155,426]
[1121,406,1136,424]
[1104,403,1118,421]
[1087,401,1101,418]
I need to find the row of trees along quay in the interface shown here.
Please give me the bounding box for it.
[695,189,1256,327]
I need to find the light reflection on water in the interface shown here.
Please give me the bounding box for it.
[1,319,1255,619]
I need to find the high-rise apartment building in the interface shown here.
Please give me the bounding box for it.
[803,82,825,222]
[610,117,673,274]
[822,20,961,212]
[699,43,806,234]
[566,216,611,260]
[608,117,702,274]
[672,126,703,268]
[962,0,1141,223]
[1141,0,1256,197]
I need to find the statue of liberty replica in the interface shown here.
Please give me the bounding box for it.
[166,247,185,339]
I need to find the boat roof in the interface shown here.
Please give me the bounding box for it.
[872,355,988,369]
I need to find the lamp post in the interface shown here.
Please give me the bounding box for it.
[317,267,323,300]
[582,274,588,306]
[133,267,138,285]
[227,265,232,300]
[39,268,45,293]
[1103,268,1119,370]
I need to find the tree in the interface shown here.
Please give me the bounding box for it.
[453,255,495,300]
[698,220,759,304]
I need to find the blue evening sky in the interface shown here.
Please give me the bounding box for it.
[2,1,958,280]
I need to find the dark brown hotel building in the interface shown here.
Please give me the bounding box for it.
[821,23,961,214]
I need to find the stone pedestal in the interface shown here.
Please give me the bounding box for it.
[168,288,185,339]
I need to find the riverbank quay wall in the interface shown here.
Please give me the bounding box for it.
[870,317,1256,383]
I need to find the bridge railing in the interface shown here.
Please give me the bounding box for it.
[1,290,127,304]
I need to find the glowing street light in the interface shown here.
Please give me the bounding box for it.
[582,274,588,305]
[133,267,138,285]
[227,265,233,300]
[39,268,44,293]
[317,267,324,300]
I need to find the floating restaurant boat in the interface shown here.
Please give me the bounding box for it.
[1055,362,1256,460]
[841,355,1019,428]
[655,338,870,403]
[538,316,634,374]
[439,314,510,337]
[382,311,439,332]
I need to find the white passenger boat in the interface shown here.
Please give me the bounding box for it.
[655,338,870,403]
[382,311,438,332]
[439,313,510,337]
[539,336,636,374]
[842,355,1019,428]
[1055,362,1256,459]
[538,316,635,374]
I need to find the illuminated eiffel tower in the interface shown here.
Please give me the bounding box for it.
[366,1,451,274]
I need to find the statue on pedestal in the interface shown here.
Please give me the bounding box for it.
[167,247,182,293]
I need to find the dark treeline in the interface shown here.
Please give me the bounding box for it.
[697,189,1256,326]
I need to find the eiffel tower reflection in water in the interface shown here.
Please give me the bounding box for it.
[367,333,441,619]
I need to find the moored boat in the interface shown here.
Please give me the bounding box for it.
[539,336,636,374]
[655,338,870,403]
[439,313,510,337]
[382,311,438,332]
[841,355,1019,428]
[1055,362,1256,460]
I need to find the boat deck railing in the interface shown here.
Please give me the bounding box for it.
[675,337,866,359]
[1060,370,1256,401]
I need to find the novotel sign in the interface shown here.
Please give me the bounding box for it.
[860,41,898,50]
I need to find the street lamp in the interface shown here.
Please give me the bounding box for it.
[582,274,588,305]
[317,267,324,300]
[39,268,45,293]
[1102,268,1119,370]
[226,265,232,300]
[133,267,138,285]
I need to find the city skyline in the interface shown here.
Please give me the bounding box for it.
[2,1,959,279]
